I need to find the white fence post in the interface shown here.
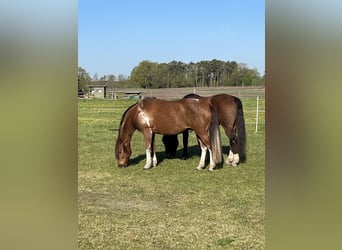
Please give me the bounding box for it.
[255,96,259,134]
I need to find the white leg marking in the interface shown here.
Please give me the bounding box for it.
[196,146,207,170]
[232,153,240,167]
[226,150,234,165]
[143,149,152,169]
[152,152,157,167]
[208,148,215,172]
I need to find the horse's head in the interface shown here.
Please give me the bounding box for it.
[115,103,138,168]
[115,138,132,168]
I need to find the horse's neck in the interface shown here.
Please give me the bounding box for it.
[119,109,136,142]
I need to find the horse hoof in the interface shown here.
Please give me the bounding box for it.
[165,153,175,159]
[208,165,215,171]
[196,166,203,170]
[226,159,233,165]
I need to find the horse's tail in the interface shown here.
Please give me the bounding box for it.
[209,105,222,164]
[235,97,247,162]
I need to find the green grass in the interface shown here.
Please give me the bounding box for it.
[78,98,265,249]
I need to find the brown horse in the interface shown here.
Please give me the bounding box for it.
[115,97,222,171]
[163,93,246,167]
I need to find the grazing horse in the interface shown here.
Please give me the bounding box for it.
[162,93,246,167]
[115,97,222,171]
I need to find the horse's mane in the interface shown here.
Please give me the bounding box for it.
[115,102,138,159]
[138,96,156,108]
[117,98,156,137]
[183,93,202,99]
[118,102,138,128]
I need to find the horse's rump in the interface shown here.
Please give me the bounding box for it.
[162,93,246,165]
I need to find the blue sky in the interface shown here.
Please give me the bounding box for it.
[79,0,264,78]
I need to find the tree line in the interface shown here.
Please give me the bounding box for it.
[78,59,264,91]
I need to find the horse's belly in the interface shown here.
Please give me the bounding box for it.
[153,126,186,135]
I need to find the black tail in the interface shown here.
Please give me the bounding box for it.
[235,97,247,162]
[209,105,222,164]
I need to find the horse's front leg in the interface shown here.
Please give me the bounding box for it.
[143,131,153,170]
[151,133,157,167]
[143,149,152,170]
[182,130,189,159]
[143,132,157,170]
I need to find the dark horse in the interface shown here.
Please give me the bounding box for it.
[162,93,246,167]
[115,97,222,171]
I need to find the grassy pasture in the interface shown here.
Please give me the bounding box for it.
[78,97,265,249]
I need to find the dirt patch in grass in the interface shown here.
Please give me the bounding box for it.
[103,200,158,211]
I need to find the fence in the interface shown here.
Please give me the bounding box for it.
[251,95,264,134]
[106,86,264,100]
[95,87,265,134]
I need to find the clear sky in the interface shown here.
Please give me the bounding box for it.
[79,0,265,78]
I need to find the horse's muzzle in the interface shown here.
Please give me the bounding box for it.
[118,163,128,168]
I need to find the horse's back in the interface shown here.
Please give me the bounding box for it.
[138,97,212,133]
[139,97,184,115]
[139,97,210,115]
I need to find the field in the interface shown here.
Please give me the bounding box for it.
[78,93,265,249]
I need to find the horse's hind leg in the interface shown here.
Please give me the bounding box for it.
[225,129,240,167]
[207,148,215,172]
[219,118,239,167]
[227,149,239,167]
[196,140,207,170]
[196,135,215,171]
[221,124,234,165]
